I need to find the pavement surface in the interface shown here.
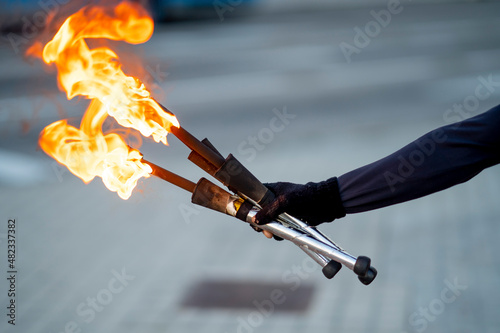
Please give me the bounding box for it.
[1,2,500,333]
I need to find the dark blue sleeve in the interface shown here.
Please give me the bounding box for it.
[338,104,500,213]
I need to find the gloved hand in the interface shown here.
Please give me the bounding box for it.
[254,177,346,226]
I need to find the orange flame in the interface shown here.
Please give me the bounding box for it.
[33,1,179,199]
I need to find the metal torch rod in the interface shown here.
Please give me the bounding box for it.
[243,209,357,269]
[258,221,357,269]
[170,126,225,168]
[278,213,344,252]
[143,159,196,193]
[159,103,226,168]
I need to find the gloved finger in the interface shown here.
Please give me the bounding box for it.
[247,214,282,241]
[263,182,294,197]
[258,185,294,225]
[254,199,286,225]
[255,182,289,224]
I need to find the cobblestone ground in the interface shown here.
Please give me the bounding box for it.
[1,2,500,333]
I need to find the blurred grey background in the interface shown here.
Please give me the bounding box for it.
[1,0,500,332]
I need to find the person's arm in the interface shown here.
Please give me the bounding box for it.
[339,104,500,213]
[255,104,500,225]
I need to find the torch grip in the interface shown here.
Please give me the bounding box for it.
[188,143,275,206]
[189,179,376,284]
[214,154,275,206]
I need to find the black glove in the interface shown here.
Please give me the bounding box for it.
[254,177,346,226]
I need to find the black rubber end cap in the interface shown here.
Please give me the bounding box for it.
[353,256,371,276]
[358,266,377,285]
[322,260,342,279]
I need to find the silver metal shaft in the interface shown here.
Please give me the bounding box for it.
[277,214,337,267]
[300,247,331,267]
[278,213,345,251]
[245,209,357,270]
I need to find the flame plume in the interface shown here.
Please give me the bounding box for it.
[32,1,179,199]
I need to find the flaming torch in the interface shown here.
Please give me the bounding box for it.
[29,1,376,284]
[33,1,178,199]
